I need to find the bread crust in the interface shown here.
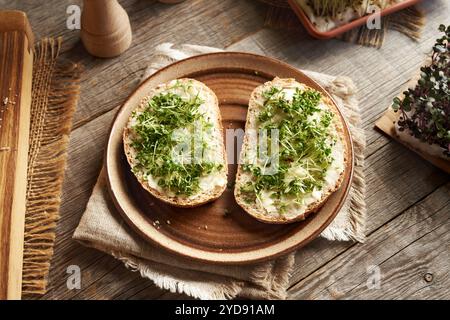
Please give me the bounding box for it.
[234,78,349,224]
[123,78,227,208]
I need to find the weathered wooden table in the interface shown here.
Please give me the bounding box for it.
[4,0,449,299]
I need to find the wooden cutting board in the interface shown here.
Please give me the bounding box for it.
[0,10,34,300]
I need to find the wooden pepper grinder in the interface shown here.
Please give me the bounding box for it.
[81,0,132,58]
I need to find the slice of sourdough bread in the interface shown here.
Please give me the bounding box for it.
[234,78,349,223]
[123,78,227,207]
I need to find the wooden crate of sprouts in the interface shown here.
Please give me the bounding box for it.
[376,25,450,174]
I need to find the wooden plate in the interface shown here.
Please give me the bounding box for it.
[105,52,354,264]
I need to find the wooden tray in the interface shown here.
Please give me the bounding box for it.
[288,0,421,39]
[0,10,33,299]
[375,66,450,174]
[105,52,354,264]
[375,109,450,174]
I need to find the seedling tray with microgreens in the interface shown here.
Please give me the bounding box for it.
[375,25,450,173]
[287,0,421,39]
[105,52,354,264]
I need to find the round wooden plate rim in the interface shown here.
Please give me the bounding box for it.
[105,51,354,264]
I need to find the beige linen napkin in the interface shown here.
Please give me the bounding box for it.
[73,43,366,300]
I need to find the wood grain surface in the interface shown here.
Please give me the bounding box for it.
[0,0,448,299]
[0,10,33,299]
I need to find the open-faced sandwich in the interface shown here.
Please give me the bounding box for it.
[392,25,450,160]
[123,78,227,207]
[234,77,349,224]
